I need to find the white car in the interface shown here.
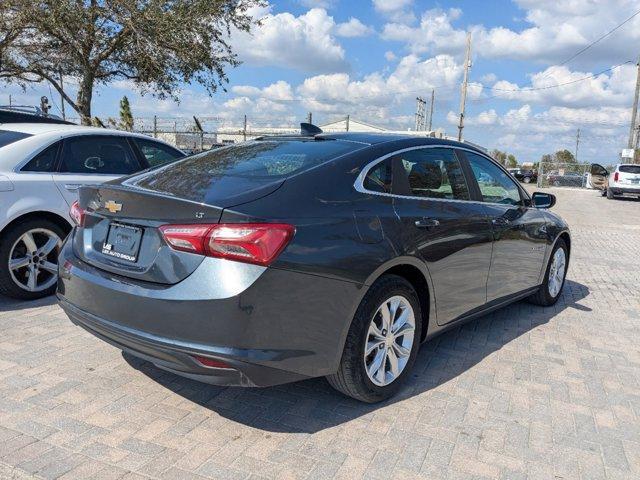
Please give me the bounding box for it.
[600,164,640,200]
[0,121,185,299]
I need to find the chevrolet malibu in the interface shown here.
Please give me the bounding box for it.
[57,128,570,402]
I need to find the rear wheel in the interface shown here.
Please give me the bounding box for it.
[327,275,422,403]
[528,238,568,306]
[523,176,531,184]
[606,188,615,199]
[0,219,65,300]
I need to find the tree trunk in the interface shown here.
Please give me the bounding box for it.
[76,73,94,125]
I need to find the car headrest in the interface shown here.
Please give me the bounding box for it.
[409,162,442,190]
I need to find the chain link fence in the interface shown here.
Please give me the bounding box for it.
[537,162,592,188]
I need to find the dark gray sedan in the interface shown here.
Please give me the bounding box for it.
[57,128,570,402]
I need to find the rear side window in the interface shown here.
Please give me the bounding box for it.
[133,138,185,167]
[363,158,392,193]
[21,143,59,172]
[0,130,32,149]
[60,136,141,174]
[620,165,640,174]
[396,148,469,200]
[129,140,361,201]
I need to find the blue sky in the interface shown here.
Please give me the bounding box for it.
[4,0,640,163]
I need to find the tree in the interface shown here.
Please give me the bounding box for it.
[553,149,576,163]
[506,154,517,168]
[0,0,263,124]
[119,96,133,131]
[491,149,507,166]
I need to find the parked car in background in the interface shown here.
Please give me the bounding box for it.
[0,119,185,299]
[592,164,640,200]
[547,171,585,187]
[58,127,570,402]
[508,168,537,184]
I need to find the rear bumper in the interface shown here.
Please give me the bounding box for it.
[57,238,363,387]
[609,185,640,196]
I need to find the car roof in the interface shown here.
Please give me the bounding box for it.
[0,123,143,137]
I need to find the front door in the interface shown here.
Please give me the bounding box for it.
[52,135,143,206]
[390,147,494,324]
[464,152,548,301]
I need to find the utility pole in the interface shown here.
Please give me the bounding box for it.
[243,114,247,141]
[8,95,11,108]
[414,97,426,131]
[306,112,312,124]
[628,55,640,150]
[457,32,472,142]
[428,89,435,131]
[58,69,66,120]
[345,115,350,132]
[575,128,581,162]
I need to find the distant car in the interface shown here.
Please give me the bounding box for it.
[591,163,640,200]
[0,122,185,299]
[508,168,537,184]
[547,171,584,187]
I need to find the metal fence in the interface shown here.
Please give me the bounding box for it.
[537,162,592,188]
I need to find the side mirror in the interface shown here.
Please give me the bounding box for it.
[532,192,556,209]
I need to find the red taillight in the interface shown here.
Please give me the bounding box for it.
[159,223,295,266]
[192,355,232,369]
[614,172,619,182]
[70,200,85,226]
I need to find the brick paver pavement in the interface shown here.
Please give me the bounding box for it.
[1,187,639,480]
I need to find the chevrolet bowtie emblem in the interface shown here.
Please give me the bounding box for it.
[104,200,122,214]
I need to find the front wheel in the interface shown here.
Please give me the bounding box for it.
[0,219,65,300]
[327,275,422,403]
[523,176,531,184]
[528,238,568,306]
[606,188,615,200]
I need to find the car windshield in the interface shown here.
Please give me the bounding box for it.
[0,130,33,149]
[620,165,640,174]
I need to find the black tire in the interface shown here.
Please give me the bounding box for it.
[0,218,66,300]
[606,188,615,199]
[523,176,531,184]
[528,238,568,306]
[327,274,422,403]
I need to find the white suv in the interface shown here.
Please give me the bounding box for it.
[605,164,640,200]
[0,121,185,299]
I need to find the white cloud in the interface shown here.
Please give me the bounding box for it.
[335,18,374,37]
[232,6,348,73]
[372,0,415,23]
[298,0,336,8]
[384,51,397,62]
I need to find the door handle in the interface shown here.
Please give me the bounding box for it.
[64,184,81,191]
[415,218,440,229]
[492,217,510,227]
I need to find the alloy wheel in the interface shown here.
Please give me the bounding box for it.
[8,228,62,292]
[547,247,566,298]
[364,295,416,387]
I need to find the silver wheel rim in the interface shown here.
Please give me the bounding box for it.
[547,248,566,298]
[524,177,531,183]
[8,228,62,292]
[364,295,415,387]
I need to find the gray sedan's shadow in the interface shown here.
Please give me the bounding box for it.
[123,279,590,434]
[0,295,57,312]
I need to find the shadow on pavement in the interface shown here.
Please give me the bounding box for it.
[123,279,590,434]
[0,294,57,312]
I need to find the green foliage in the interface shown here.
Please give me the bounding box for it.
[554,149,576,163]
[0,0,264,124]
[506,154,517,168]
[491,149,518,167]
[119,96,134,131]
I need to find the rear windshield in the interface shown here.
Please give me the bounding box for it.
[128,139,362,201]
[0,130,32,149]
[620,165,640,174]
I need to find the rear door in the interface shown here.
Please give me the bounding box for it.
[52,135,143,206]
[389,147,493,325]
[463,151,548,301]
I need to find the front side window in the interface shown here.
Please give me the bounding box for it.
[396,148,469,200]
[134,138,185,167]
[21,143,59,172]
[467,152,522,205]
[363,158,392,193]
[60,136,140,174]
